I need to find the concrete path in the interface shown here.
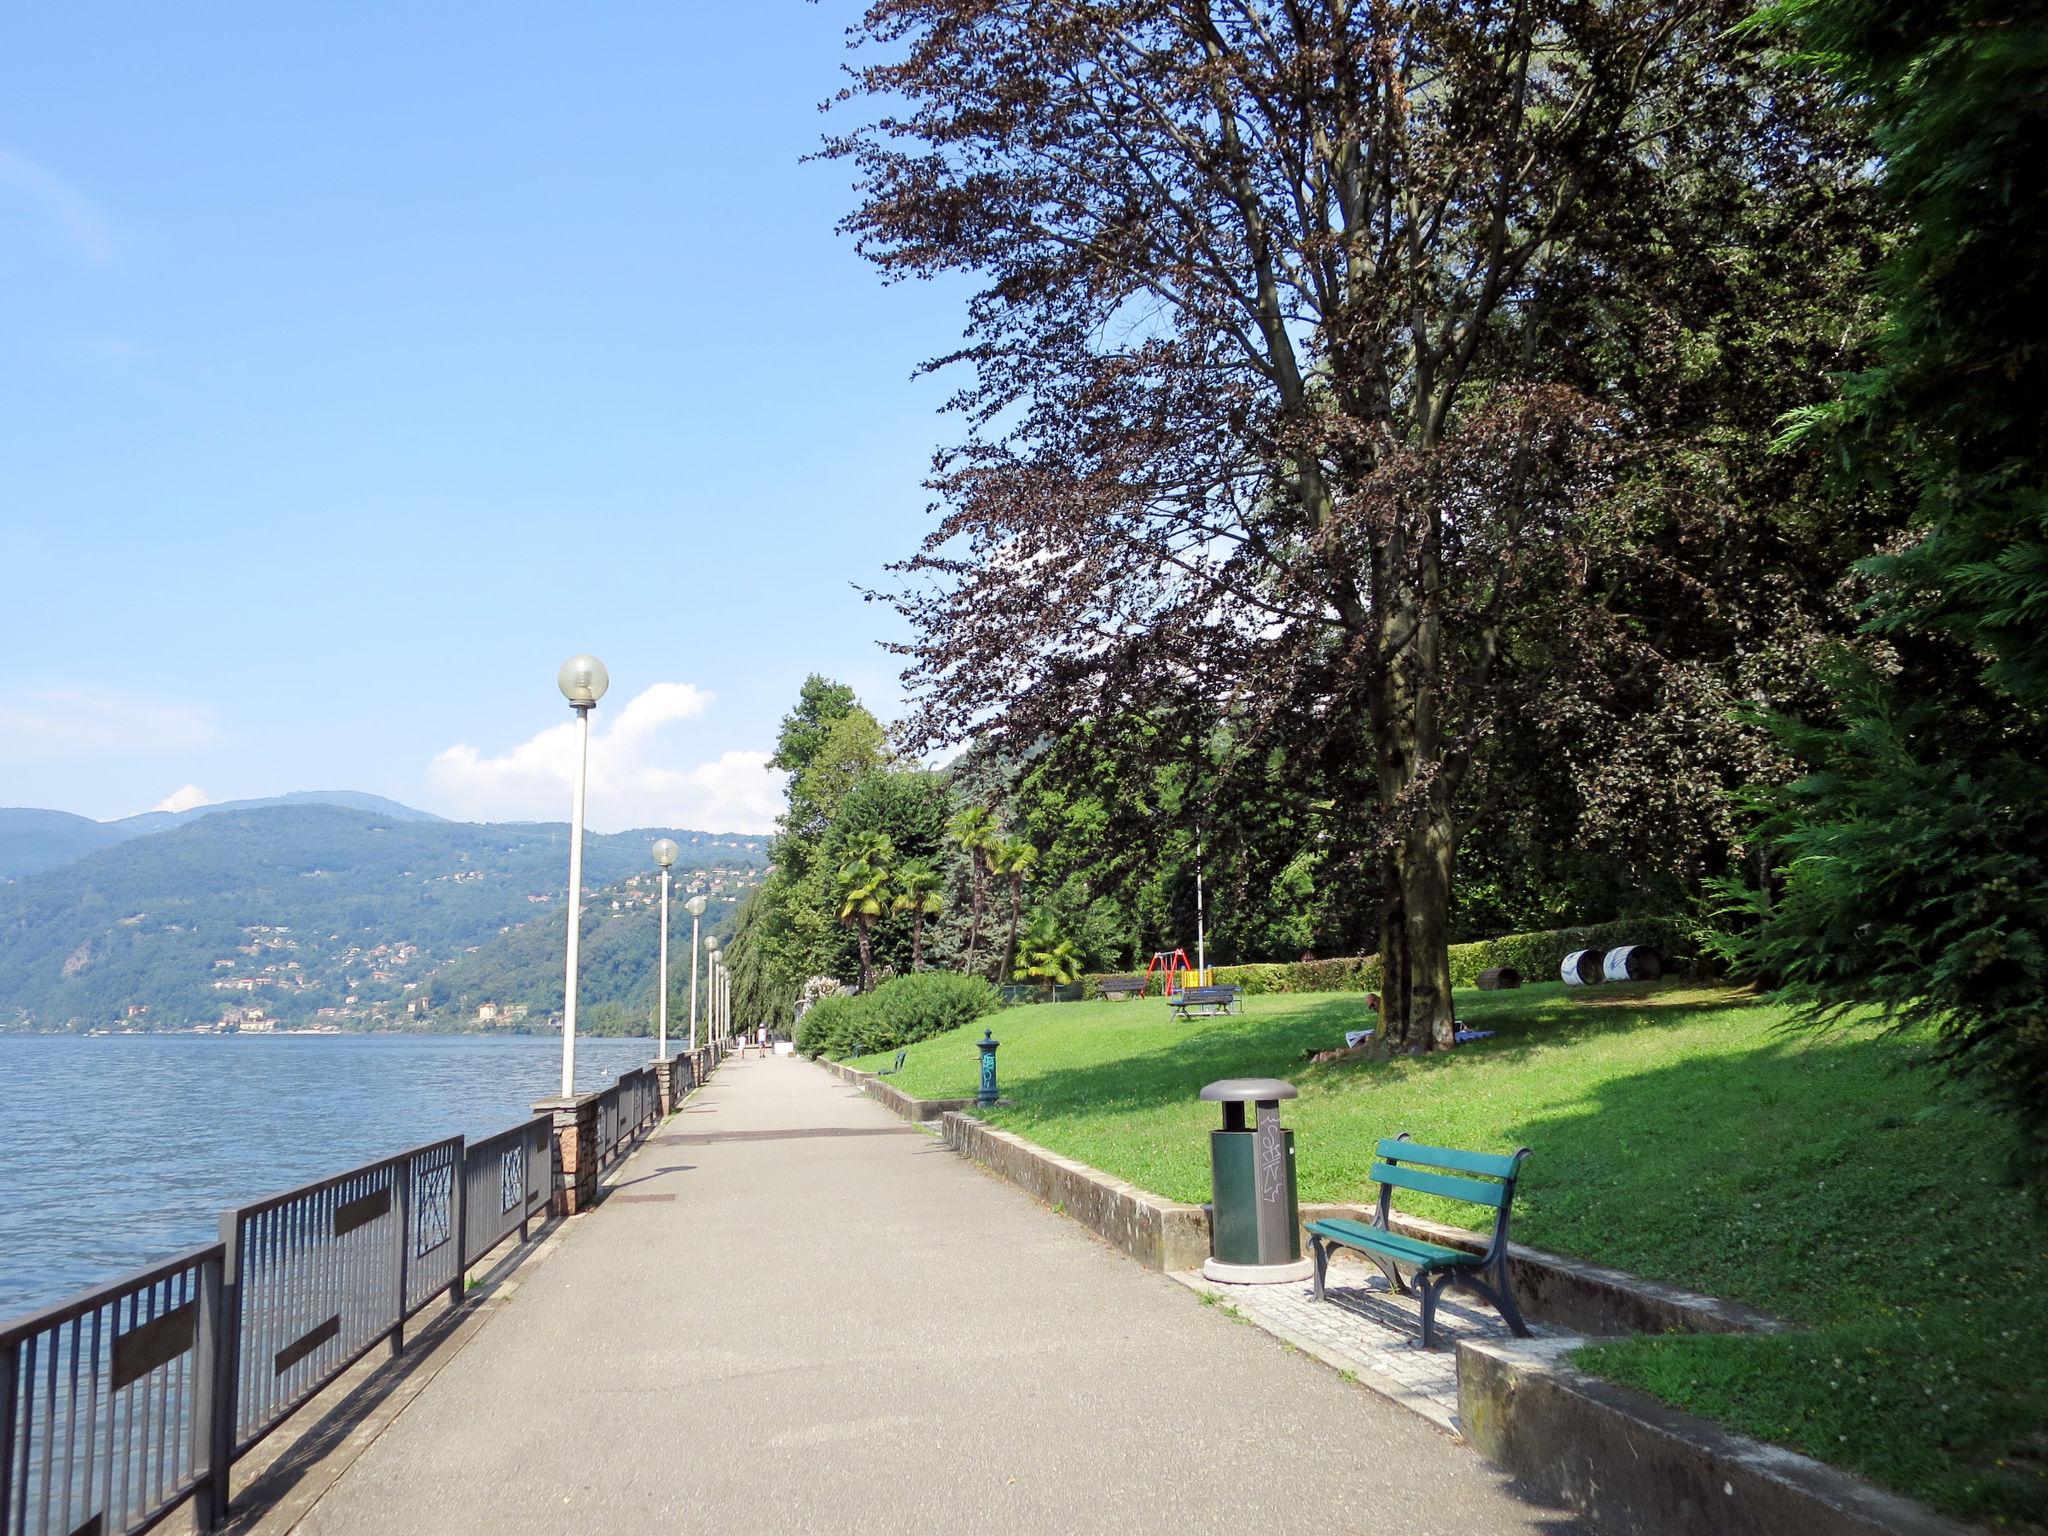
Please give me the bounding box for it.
[293,1057,1585,1535]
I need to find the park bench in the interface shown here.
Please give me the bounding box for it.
[1098,975,1148,1000]
[1305,1132,1532,1349]
[1168,984,1241,1019]
[876,1048,908,1077]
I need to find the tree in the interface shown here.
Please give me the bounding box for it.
[830,0,1867,1049]
[991,838,1039,984]
[836,833,897,992]
[892,861,945,971]
[1014,909,1084,989]
[1727,0,2048,1186]
[948,806,999,974]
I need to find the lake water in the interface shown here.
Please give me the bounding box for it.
[0,1033,674,1317]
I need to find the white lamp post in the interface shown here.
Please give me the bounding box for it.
[705,937,721,1045]
[652,838,679,1060]
[556,653,609,1097]
[685,894,708,1053]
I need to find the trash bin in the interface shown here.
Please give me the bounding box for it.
[1200,1078,1313,1283]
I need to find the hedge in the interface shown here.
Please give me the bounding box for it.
[1083,915,1700,1000]
[796,970,1002,1060]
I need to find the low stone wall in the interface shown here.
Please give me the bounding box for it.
[940,1112,1210,1272]
[1296,1203,1787,1340]
[1458,1338,1971,1536]
[820,1058,973,1122]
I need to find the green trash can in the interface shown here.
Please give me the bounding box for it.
[1200,1078,1312,1283]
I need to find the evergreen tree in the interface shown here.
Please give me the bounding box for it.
[1733,0,2048,1185]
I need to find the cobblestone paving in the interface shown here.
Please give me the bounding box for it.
[1174,1250,1579,1434]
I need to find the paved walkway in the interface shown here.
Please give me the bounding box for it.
[292,1057,1584,1535]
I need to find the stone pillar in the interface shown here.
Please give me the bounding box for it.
[651,1057,680,1118]
[533,1091,601,1216]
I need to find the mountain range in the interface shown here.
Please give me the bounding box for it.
[0,798,766,1034]
[0,792,442,880]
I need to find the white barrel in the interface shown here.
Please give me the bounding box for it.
[1603,945,1663,982]
[1560,949,1604,986]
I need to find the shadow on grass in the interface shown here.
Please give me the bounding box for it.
[980,983,1744,1119]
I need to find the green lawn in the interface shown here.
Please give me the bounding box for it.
[851,982,2048,1527]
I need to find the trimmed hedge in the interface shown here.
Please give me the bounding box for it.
[796,970,1002,1060]
[1085,916,1701,1001]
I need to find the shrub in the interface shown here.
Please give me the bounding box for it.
[1086,918,1701,1003]
[795,993,867,1058]
[867,970,1001,1046]
[797,971,1001,1060]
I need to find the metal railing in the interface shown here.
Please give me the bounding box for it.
[2,1063,675,1536]
[2,1245,225,1536]
[461,1117,550,1266]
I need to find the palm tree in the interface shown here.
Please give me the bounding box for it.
[949,806,999,973]
[836,833,896,991]
[891,861,944,972]
[1014,909,1083,993]
[992,838,1039,983]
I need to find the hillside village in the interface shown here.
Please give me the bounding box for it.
[0,805,766,1036]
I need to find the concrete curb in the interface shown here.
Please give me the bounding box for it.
[939,1111,1212,1272]
[820,1057,974,1122]
[1297,1203,1789,1340]
[1457,1336,1976,1536]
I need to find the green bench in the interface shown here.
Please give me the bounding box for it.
[1305,1133,1532,1349]
[876,1048,908,1077]
[1168,984,1241,1020]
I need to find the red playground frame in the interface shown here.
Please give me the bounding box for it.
[1144,948,1196,998]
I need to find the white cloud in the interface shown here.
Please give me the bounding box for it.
[0,145,116,265]
[424,682,786,834]
[149,784,213,815]
[0,688,218,763]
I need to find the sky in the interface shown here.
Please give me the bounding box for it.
[0,5,973,834]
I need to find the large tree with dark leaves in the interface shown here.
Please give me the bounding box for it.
[829,0,1867,1047]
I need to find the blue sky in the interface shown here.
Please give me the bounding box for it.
[0,4,968,833]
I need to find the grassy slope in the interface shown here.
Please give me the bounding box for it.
[852,983,2047,1527]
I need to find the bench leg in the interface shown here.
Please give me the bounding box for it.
[1479,1260,1532,1338]
[1417,1274,1445,1350]
[1310,1235,1330,1302]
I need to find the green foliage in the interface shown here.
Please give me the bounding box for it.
[1729,0,2048,1188]
[856,984,2047,1525]
[1176,916,1699,999]
[795,970,1000,1059]
[1013,909,1083,986]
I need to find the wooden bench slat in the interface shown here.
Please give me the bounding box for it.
[1375,1138,1523,1180]
[1368,1160,1508,1209]
[1305,1219,1476,1270]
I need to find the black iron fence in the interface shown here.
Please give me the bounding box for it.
[2,1066,666,1536]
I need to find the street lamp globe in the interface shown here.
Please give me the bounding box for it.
[704,937,720,955]
[684,894,708,918]
[652,837,679,868]
[556,654,610,708]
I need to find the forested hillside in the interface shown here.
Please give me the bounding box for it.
[0,804,764,1032]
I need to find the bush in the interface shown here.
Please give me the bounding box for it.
[869,970,1000,1046]
[1087,918,1702,1003]
[796,971,1001,1060]
[794,993,866,1058]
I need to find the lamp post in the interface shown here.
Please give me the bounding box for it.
[555,654,609,1098]
[705,937,721,1047]
[684,893,708,1055]
[652,838,678,1060]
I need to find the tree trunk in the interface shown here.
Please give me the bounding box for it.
[1375,820,1458,1051]
[857,917,874,992]
[965,860,986,971]
[1003,880,1023,983]
[911,912,925,972]
[1369,579,1459,1052]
